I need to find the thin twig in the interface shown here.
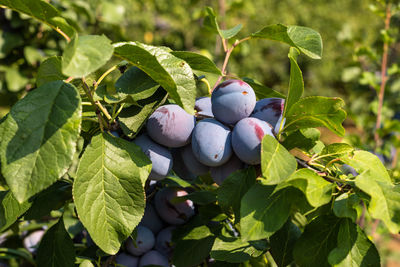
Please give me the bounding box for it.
[54,27,71,42]
[93,65,118,92]
[374,2,392,149]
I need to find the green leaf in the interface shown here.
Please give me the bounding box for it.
[79,260,95,267]
[171,51,222,75]
[25,181,72,220]
[162,175,193,188]
[333,193,360,222]
[261,135,297,185]
[172,217,215,267]
[0,190,31,232]
[115,67,159,102]
[36,219,76,267]
[242,78,285,99]
[62,35,114,77]
[4,66,29,92]
[270,220,301,267]
[203,7,242,40]
[320,143,354,160]
[36,56,67,87]
[113,42,197,114]
[0,81,81,203]
[251,24,323,59]
[217,167,257,222]
[24,46,43,66]
[118,88,168,138]
[240,183,300,241]
[354,171,400,233]
[73,133,151,254]
[284,96,346,137]
[220,24,243,39]
[283,48,303,118]
[293,215,341,267]
[282,128,320,151]
[0,0,76,39]
[342,151,391,183]
[285,169,333,208]
[210,236,260,263]
[328,219,380,267]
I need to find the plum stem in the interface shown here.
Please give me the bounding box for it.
[212,37,251,91]
[93,65,118,93]
[374,2,392,149]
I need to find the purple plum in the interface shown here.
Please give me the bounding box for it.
[251,98,285,132]
[139,250,169,267]
[115,253,139,267]
[147,104,196,148]
[211,79,256,124]
[134,134,173,181]
[195,97,213,118]
[154,188,195,225]
[232,117,274,165]
[140,203,165,234]
[181,145,209,176]
[191,118,232,167]
[126,226,155,256]
[155,226,175,258]
[210,155,244,185]
[171,148,197,181]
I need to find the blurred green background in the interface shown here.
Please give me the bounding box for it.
[1,1,400,264]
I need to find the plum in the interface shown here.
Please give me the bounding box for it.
[195,97,213,118]
[232,117,274,165]
[210,155,244,185]
[155,226,175,258]
[23,230,45,253]
[140,203,165,234]
[154,188,195,225]
[147,104,196,148]
[251,98,285,131]
[126,226,155,256]
[139,250,169,267]
[171,148,197,181]
[191,118,232,167]
[134,134,173,180]
[115,253,139,267]
[181,145,209,176]
[211,79,256,124]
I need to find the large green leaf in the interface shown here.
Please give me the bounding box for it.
[62,35,114,77]
[217,167,256,223]
[118,88,168,138]
[36,56,67,87]
[333,193,359,222]
[171,51,222,75]
[251,24,322,59]
[115,67,159,102]
[284,96,346,136]
[113,42,197,114]
[172,217,216,267]
[25,181,72,220]
[354,171,400,233]
[282,48,304,123]
[282,128,320,151]
[73,133,151,254]
[270,220,301,267]
[0,0,76,39]
[319,143,354,161]
[328,219,380,267]
[285,169,333,208]
[342,151,391,183]
[240,183,301,241]
[0,190,31,232]
[0,81,81,203]
[36,219,76,267]
[210,236,262,263]
[293,215,341,267]
[261,135,297,185]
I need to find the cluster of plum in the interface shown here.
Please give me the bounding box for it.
[135,79,285,185]
[113,186,195,267]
